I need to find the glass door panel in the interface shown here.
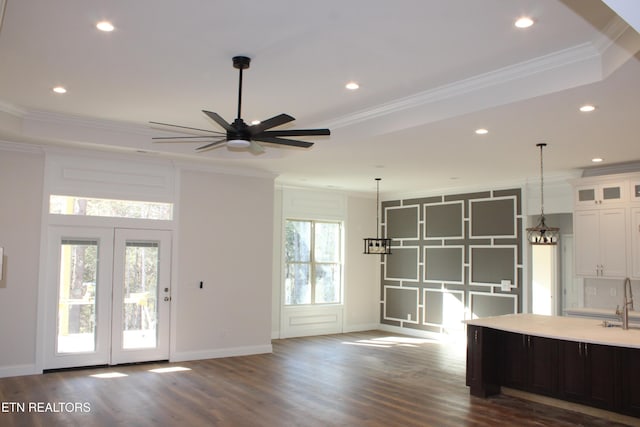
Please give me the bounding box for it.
[57,239,99,353]
[122,241,159,350]
[111,229,171,364]
[45,227,113,370]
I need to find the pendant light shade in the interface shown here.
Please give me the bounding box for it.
[364,178,392,255]
[526,143,560,245]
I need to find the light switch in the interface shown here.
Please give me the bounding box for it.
[501,279,511,291]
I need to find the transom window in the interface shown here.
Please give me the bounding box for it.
[49,195,173,220]
[284,219,342,305]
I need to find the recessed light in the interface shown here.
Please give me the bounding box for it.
[345,82,359,90]
[515,17,534,29]
[96,21,115,32]
[592,157,604,163]
[52,86,67,94]
[475,128,488,135]
[579,105,596,112]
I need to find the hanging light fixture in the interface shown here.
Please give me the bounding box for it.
[364,178,392,255]
[527,143,560,245]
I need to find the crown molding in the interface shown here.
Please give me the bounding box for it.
[25,109,153,136]
[324,42,599,130]
[0,0,6,35]
[0,100,26,117]
[0,139,44,154]
[593,15,634,54]
[323,15,634,132]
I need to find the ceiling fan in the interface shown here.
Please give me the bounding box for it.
[150,56,330,154]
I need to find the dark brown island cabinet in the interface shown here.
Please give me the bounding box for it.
[465,315,640,418]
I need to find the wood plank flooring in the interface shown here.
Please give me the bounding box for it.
[0,331,637,427]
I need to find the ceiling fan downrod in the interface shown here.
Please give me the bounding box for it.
[233,56,251,121]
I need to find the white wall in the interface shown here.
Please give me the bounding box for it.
[173,169,274,360]
[343,195,380,331]
[0,147,44,377]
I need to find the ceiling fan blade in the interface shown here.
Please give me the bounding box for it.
[149,121,224,135]
[202,111,234,132]
[248,141,265,155]
[152,135,223,140]
[258,128,330,137]
[249,114,295,134]
[195,139,227,151]
[253,136,313,148]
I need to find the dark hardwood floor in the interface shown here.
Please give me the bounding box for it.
[0,331,637,426]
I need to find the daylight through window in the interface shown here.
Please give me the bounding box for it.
[284,219,342,305]
[49,195,173,220]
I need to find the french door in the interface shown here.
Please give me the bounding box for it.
[44,227,172,369]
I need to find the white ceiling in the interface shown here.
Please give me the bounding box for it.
[1,0,640,195]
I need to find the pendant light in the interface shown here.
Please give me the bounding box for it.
[363,178,392,254]
[526,143,560,245]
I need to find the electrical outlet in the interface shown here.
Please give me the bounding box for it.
[501,280,512,291]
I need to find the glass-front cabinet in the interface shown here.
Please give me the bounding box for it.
[574,181,627,207]
[631,180,640,203]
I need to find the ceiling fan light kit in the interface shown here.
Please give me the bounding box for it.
[151,56,330,153]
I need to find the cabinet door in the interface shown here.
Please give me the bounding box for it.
[466,326,500,397]
[528,335,557,396]
[600,182,627,204]
[559,341,616,409]
[632,208,640,279]
[587,343,616,409]
[574,210,600,276]
[620,347,640,417]
[599,208,627,278]
[501,332,527,389]
[558,341,587,402]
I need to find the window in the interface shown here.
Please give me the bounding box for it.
[49,195,173,220]
[284,220,342,305]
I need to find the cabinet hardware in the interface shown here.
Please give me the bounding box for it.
[579,342,582,357]
[585,343,588,357]
[527,336,531,348]
[474,329,478,344]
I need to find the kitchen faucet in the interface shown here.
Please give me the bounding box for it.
[617,277,634,330]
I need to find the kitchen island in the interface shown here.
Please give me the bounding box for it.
[466,313,640,418]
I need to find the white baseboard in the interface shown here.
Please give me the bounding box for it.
[377,323,462,342]
[0,363,40,379]
[170,344,273,363]
[343,323,379,333]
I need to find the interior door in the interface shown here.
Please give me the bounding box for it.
[44,227,171,369]
[111,228,171,364]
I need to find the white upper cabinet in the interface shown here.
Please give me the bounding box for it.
[574,208,627,278]
[574,181,627,207]
[632,208,640,279]
[572,173,640,279]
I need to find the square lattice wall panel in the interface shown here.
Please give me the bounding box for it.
[379,189,522,334]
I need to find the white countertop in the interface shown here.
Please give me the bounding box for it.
[466,313,640,349]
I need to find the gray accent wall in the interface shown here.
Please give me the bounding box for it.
[380,188,522,334]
